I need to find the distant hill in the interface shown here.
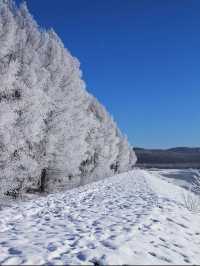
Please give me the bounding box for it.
[134,147,200,169]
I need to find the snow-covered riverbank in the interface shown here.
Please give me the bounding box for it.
[0,169,200,265]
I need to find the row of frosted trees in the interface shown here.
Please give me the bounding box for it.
[0,0,136,197]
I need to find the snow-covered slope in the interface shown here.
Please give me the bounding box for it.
[0,169,200,265]
[148,168,200,192]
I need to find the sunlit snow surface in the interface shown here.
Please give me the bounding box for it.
[0,169,200,265]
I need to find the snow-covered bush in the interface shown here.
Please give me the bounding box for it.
[183,171,200,213]
[182,191,200,213]
[0,0,137,197]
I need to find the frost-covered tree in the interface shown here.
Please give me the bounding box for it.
[0,0,137,197]
[0,1,51,195]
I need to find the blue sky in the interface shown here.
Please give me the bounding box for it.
[16,0,200,148]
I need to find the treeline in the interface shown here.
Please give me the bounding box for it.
[0,0,136,197]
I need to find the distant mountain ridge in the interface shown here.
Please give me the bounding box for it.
[134,147,200,169]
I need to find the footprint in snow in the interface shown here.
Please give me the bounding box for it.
[47,243,57,252]
[101,240,116,250]
[8,247,22,255]
[148,252,172,263]
[76,251,87,261]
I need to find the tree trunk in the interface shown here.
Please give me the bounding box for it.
[40,168,46,193]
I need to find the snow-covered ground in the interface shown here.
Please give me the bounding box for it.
[148,168,200,192]
[0,169,200,265]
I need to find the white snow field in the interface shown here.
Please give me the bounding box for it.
[0,169,200,265]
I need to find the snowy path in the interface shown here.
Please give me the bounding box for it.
[0,169,200,265]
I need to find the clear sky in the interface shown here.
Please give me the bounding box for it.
[16,0,200,148]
